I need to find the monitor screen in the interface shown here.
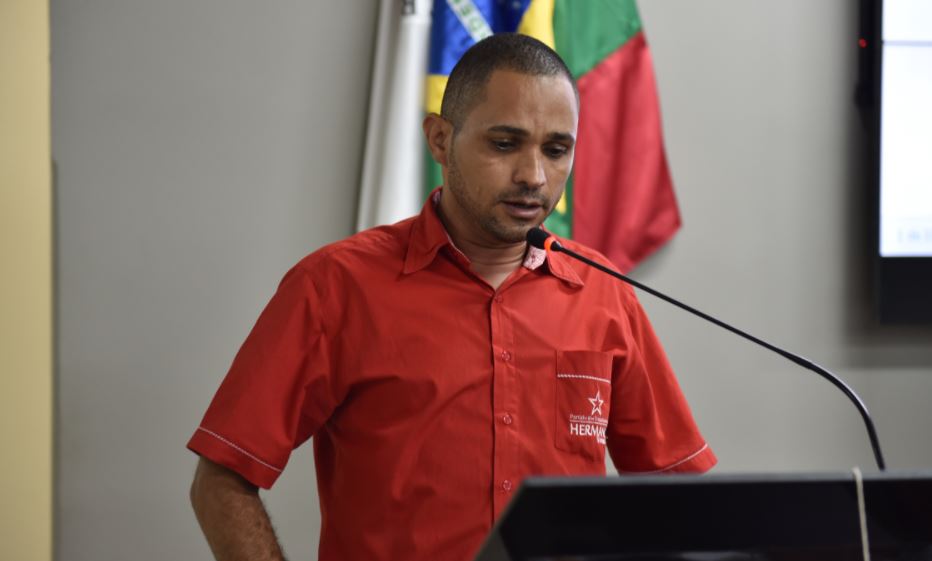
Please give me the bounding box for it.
[879,1,932,257]
[861,0,932,322]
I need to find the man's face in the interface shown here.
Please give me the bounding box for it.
[440,70,578,245]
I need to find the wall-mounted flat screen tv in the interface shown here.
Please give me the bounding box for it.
[860,0,932,323]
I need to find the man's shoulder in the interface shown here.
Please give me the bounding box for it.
[555,237,618,272]
[550,236,639,302]
[293,216,416,276]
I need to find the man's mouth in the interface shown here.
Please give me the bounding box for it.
[501,199,545,220]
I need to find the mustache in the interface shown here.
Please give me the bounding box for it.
[496,188,551,206]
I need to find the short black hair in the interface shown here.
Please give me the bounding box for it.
[440,33,578,132]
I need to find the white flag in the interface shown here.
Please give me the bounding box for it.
[356,0,433,231]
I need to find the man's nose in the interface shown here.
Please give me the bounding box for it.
[512,149,546,189]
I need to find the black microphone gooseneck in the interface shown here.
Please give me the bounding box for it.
[526,227,886,471]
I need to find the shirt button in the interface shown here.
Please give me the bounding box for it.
[502,414,513,425]
[494,294,504,303]
[501,350,512,362]
[502,479,513,492]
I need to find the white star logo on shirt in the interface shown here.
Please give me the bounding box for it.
[588,390,604,416]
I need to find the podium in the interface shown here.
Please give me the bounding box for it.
[473,471,932,561]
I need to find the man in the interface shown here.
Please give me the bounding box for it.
[188,33,715,561]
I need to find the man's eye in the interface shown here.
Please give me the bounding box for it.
[544,145,569,159]
[492,140,515,151]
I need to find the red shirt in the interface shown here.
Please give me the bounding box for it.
[188,192,715,561]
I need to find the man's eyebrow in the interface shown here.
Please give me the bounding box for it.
[487,125,576,144]
[487,125,529,137]
[548,131,576,144]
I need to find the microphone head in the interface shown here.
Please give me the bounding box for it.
[526,227,561,251]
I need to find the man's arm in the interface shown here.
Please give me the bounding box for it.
[190,456,287,561]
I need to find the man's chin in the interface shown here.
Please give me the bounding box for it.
[482,211,548,245]
[492,223,538,245]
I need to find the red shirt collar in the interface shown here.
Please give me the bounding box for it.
[403,188,583,288]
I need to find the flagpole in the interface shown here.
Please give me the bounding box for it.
[356,0,395,231]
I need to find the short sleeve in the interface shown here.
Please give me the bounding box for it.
[606,290,717,474]
[187,266,338,488]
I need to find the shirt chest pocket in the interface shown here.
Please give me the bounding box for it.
[554,350,613,460]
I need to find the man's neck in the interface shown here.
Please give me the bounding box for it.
[436,205,527,291]
[455,237,527,291]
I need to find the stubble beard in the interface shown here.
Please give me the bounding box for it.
[445,152,552,245]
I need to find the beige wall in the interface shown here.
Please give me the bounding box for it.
[637,0,932,473]
[52,2,377,558]
[0,1,53,560]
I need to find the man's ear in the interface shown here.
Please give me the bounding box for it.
[423,113,452,167]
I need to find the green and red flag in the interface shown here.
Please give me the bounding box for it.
[425,0,680,272]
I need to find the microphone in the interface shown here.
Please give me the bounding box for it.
[527,227,886,471]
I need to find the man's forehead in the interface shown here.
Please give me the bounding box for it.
[482,68,576,99]
[463,70,578,131]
